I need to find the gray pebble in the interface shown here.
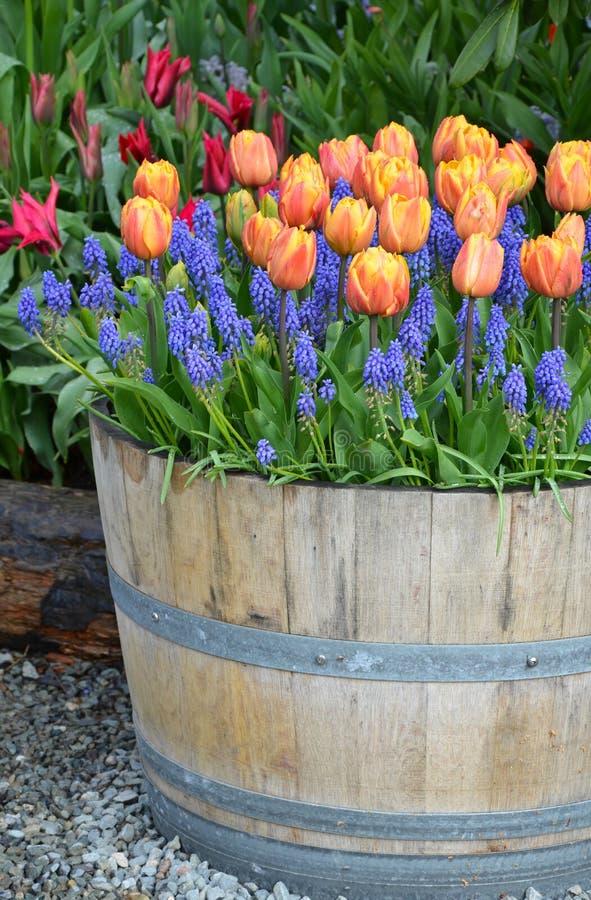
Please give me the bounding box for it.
[273,883,291,900]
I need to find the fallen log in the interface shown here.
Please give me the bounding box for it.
[0,480,120,661]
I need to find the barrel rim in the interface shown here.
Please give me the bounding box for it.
[90,404,591,498]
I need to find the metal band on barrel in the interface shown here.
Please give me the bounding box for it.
[137,728,591,840]
[109,564,591,683]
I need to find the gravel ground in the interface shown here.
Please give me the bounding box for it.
[1,647,591,900]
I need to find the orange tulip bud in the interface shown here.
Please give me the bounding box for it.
[278,153,330,229]
[520,234,583,298]
[451,122,498,163]
[544,143,591,212]
[267,226,317,290]
[228,129,278,188]
[378,193,431,254]
[552,213,586,255]
[346,246,410,317]
[453,182,508,241]
[323,197,377,256]
[318,135,369,187]
[372,122,418,163]
[133,159,180,213]
[120,195,172,260]
[452,232,504,298]
[242,211,284,268]
[434,155,488,214]
[432,114,469,165]
[365,155,429,211]
[485,157,529,206]
[498,140,537,201]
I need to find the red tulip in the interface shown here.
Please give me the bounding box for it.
[197,86,254,134]
[144,44,191,108]
[0,123,11,171]
[30,73,55,125]
[70,91,103,182]
[119,118,155,165]
[175,80,198,135]
[179,197,198,230]
[271,112,287,166]
[202,132,232,195]
[10,177,62,255]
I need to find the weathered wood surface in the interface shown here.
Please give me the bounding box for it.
[91,413,591,861]
[0,480,119,660]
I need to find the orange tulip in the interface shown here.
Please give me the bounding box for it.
[451,122,498,163]
[453,182,508,241]
[378,193,431,254]
[267,225,317,290]
[547,140,591,168]
[434,155,488,214]
[346,246,410,317]
[432,114,469,165]
[225,189,257,248]
[544,143,591,212]
[520,234,583,298]
[552,213,586,255]
[242,211,284,268]
[452,232,504,297]
[133,159,180,213]
[350,149,389,200]
[323,197,376,256]
[498,140,537,200]
[485,157,531,206]
[372,122,418,163]
[120,195,172,260]
[278,154,330,229]
[228,130,277,187]
[318,135,369,187]
[365,155,429,211]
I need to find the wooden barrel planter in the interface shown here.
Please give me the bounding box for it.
[90,412,591,900]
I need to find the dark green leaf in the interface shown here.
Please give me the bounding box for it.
[449,3,507,87]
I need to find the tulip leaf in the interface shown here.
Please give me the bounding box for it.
[0,51,24,80]
[492,91,554,152]
[449,3,507,88]
[101,0,147,41]
[411,10,439,71]
[494,0,520,72]
[548,0,569,24]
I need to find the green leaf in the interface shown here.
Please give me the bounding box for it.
[492,91,554,152]
[102,376,197,438]
[52,373,93,459]
[494,0,520,71]
[101,0,148,40]
[0,51,24,80]
[6,363,70,386]
[449,3,507,87]
[548,0,569,24]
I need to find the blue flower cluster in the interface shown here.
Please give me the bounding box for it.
[455,298,481,372]
[42,271,72,317]
[493,208,529,314]
[80,272,116,316]
[534,348,571,412]
[82,235,109,277]
[477,303,510,388]
[503,364,527,415]
[17,287,42,336]
[399,284,436,362]
[97,318,142,369]
[255,438,277,468]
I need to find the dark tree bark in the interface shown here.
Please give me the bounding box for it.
[0,481,120,661]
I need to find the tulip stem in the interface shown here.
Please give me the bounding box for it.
[278,289,290,411]
[463,296,475,414]
[336,255,348,322]
[369,314,379,351]
[552,298,562,349]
